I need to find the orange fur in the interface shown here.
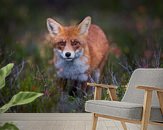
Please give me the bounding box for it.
[87,24,109,72]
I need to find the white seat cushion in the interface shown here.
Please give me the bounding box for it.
[85,100,163,122]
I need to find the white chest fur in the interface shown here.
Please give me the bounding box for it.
[55,56,89,81]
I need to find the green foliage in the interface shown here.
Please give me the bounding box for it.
[0,123,19,130]
[0,64,43,129]
[116,85,126,101]
[0,63,43,113]
[0,63,14,89]
[0,91,43,113]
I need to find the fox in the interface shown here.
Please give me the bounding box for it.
[46,16,109,91]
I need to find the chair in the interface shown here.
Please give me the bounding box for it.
[85,68,163,130]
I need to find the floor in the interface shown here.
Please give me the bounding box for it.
[0,113,139,130]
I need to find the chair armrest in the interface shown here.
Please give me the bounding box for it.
[136,86,163,92]
[87,83,117,89]
[87,82,117,100]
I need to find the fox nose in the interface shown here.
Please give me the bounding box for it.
[65,52,71,58]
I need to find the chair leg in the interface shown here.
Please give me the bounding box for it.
[141,90,152,130]
[92,113,98,130]
[141,123,148,130]
[121,121,127,130]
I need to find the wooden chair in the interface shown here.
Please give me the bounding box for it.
[85,68,163,130]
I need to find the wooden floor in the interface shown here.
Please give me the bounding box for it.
[0,113,139,130]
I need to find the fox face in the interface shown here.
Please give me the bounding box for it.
[54,38,83,61]
[47,17,91,61]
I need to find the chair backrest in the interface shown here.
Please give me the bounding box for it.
[122,68,163,107]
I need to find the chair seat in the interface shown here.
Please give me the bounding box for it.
[85,100,163,122]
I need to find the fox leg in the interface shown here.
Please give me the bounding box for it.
[70,80,87,96]
[81,81,87,92]
[56,78,67,92]
[69,80,78,96]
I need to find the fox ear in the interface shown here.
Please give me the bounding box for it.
[47,18,62,35]
[78,16,91,35]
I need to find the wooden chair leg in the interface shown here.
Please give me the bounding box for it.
[157,91,163,114]
[141,90,152,130]
[92,113,98,130]
[121,121,127,130]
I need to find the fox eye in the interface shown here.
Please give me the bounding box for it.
[71,40,80,46]
[57,40,66,46]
